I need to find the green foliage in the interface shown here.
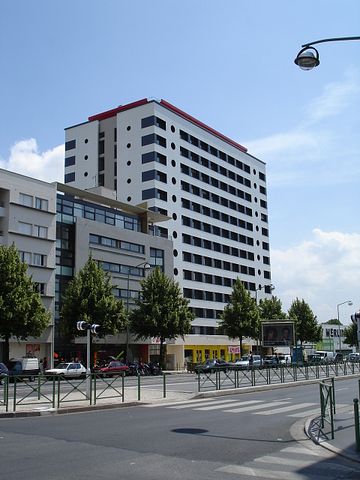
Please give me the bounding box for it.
[218,279,259,351]
[130,267,194,368]
[60,256,126,339]
[0,244,50,361]
[324,319,341,325]
[288,298,322,345]
[343,322,358,347]
[258,296,287,320]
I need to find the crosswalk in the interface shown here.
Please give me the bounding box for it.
[143,396,348,419]
[215,444,359,479]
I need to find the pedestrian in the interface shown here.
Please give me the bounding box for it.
[249,353,254,368]
[43,357,48,371]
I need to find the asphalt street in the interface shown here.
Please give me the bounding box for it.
[0,378,359,479]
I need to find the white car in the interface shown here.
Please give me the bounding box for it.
[234,355,262,369]
[45,362,87,378]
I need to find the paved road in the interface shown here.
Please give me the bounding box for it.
[0,378,359,479]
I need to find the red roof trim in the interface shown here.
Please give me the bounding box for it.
[160,99,248,153]
[88,98,149,122]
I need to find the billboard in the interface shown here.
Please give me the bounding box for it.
[262,322,295,347]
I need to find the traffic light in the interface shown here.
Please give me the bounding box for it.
[90,324,100,334]
[76,321,100,335]
[77,321,89,331]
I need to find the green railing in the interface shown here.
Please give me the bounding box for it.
[0,372,171,412]
[196,361,360,392]
[319,377,335,439]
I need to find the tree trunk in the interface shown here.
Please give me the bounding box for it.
[2,335,10,363]
[239,335,243,356]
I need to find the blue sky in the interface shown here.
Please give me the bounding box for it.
[1,1,359,324]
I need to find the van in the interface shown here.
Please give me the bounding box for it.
[7,357,40,381]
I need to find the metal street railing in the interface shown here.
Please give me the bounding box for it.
[319,377,335,439]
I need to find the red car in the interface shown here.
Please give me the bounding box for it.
[99,361,129,376]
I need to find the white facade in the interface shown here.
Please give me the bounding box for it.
[64,99,272,360]
[0,169,57,362]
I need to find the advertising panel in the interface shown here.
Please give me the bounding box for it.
[262,322,295,347]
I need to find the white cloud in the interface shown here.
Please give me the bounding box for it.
[243,69,360,188]
[271,229,360,323]
[305,69,360,124]
[0,138,64,183]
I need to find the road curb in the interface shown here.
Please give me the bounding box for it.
[0,401,149,418]
[304,407,360,464]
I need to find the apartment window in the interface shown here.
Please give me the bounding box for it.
[19,251,31,263]
[142,151,167,165]
[141,116,166,130]
[98,173,104,186]
[98,157,105,171]
[33,253,46,266]
[142,170,167,183]
[65,172,75,183]
[34,283,46,295]
[142,188,167,201]
[65,139,76,151]
[150,248,164,269]
[65,156,76,167]
[18,222,32,235]
[34,225,48,238]
[19,193,33,207]
[35,197,48,211]
[142,134,166,148]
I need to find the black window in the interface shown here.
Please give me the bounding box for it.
[64,172,75,183]
[65,156,75,167]
[142,134,155,146]
[98,140,105,155]
[65,140,76,151]
[142,116,155,128]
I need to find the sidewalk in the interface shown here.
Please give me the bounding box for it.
[306,406,360,464]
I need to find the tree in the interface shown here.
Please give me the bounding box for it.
[218,279,259,354]
[343,323,358,347]
[0,244,51,362]
[60,256,126,342]
[288,298,322,345]
[258,296,287,320]
[130,267,194,369]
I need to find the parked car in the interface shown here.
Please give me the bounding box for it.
[7,357,40,381]
[45,362,87,378]
[347,353,360,363]
[99,361,130,376]
[194,359,231,374]
[0,362,9,384]
[263,355,279,367]
[233,355,262,369]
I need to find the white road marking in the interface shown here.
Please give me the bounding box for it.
[223,400,289,413]
[190,400,262,411]
[253,402,316,415]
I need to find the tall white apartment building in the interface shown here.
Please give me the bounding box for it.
[64,99,272,363]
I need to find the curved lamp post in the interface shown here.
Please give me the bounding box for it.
[336,300,353,352]
[294,36,360,70]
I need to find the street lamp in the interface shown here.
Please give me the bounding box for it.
[294,36,360,70]
[125,261,151,360]
[336,300,353,353]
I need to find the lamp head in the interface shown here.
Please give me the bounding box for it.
[294,46,320,70]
